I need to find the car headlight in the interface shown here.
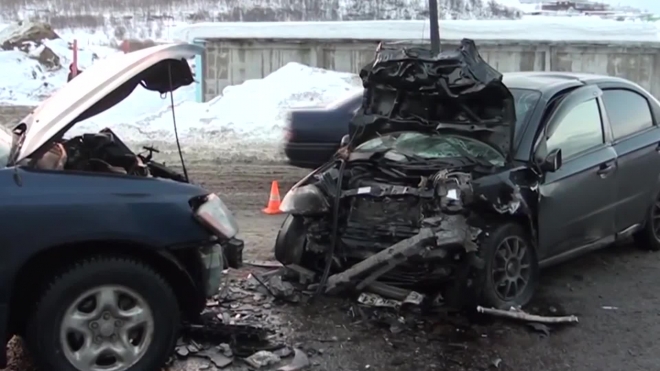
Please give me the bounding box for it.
[280,184,330,215]
[194,193,239,239]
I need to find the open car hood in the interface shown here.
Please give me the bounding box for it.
[11,43,203,164]
[349,39,516,156]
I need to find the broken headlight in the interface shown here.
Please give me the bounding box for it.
[280,184,330,215]
[194,193,239,239]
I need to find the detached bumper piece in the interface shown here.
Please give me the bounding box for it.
[200,244,224,297]
[323,214,481,294]
[222,237,244,269]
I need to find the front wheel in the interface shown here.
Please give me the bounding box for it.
[633,192,660,251]
[25,256,181,371]
[274,214,307,265]
[477,223,539,309]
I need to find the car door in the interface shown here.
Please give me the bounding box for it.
[537,85,618,258]
[600,88,660,233]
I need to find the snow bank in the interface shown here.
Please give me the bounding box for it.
[69,62,362,163]
[0,38,117,105]
[174,18,660,42]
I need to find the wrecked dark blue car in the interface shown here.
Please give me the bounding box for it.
[275,39,660,311]
[0,44,242,371]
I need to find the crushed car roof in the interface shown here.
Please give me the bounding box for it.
[13,43,203,164]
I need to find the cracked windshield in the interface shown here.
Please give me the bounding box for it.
[1,1,659,371]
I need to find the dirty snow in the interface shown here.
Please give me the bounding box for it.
[0,38,116,105]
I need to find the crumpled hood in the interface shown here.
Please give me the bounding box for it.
[11,43,203,165]
[348,39,516,156]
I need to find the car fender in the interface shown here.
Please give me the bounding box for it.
[0,168,214,298]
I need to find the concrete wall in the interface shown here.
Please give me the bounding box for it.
[197,38,660,102]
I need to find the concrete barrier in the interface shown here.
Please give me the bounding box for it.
[194,38,660,102]
[179,20,660,102]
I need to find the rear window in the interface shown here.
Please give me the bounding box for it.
[601,89,653,140]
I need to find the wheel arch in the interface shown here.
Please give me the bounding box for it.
[8,239,204,335]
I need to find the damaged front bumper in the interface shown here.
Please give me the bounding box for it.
[199,237,244,297]
[323,214,482,295]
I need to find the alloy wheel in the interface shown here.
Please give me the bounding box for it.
[59,285,155,371]
[652,198,660,241]
[491,236,532,302]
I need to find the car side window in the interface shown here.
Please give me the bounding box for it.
[546,99,604,160]
[601,89,653,140]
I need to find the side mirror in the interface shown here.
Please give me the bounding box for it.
[541,148,562,172]
[340,134,350,147]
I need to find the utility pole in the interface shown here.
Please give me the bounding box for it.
[428,0,440,53]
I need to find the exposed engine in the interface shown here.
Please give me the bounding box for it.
[277,39,534,308]
[29,128,186,182]
[301,155,488,291]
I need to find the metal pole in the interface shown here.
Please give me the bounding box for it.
[428,0,440,53]
[72,39,78,77]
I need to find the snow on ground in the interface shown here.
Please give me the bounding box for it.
[67,62,362,162]
[0,38,116,105]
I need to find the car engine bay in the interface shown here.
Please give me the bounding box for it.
[278,39,536,309]
[28,128,186,182]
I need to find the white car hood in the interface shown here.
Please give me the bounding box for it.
[12,42,203,164]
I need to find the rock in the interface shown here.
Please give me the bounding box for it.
[268,275,297,301]
[175,345,190,358]
[0,22,61,70]
[274,346,293,358]
[277,349,310,371]
[0,21,59,51]
[245,350,281,368]
[209,353,233,368]
[29,45,60,70]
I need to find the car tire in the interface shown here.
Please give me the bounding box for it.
[274,214,307,265]
[24,256,180,371]
[633,196,660,251]
[477,223,539,309]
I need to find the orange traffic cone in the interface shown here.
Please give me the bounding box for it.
[263,181,282,215]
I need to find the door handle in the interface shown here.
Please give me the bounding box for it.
[597,163,614,177]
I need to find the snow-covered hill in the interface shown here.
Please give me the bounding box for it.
[1,0,521,32]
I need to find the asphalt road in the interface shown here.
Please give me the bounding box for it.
[4,162,660,371]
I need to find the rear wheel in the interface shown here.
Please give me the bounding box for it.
[633,192,660,251]
[478,223,539,309]
[25,256,180,371]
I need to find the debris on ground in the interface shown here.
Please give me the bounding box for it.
[527,322,551,337]
[476,306,579,324]
[245,350,281,368]
[173,267,312,369]
[278,349,310,371]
